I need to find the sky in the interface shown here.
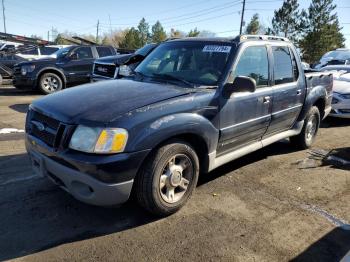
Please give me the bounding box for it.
[2,0,350,47]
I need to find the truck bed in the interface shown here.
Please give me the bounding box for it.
[305,71,333,95]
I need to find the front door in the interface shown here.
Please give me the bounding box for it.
[218,45,273,155]
[62,46,95,83]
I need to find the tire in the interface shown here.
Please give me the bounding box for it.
[290,106,320,149]
[135,141,199,216]
[38,72,63,95]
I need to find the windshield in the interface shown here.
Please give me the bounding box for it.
[53,46,73,58]
[135,41,233,86]
[321,50,350,61]
[135,44,156,56]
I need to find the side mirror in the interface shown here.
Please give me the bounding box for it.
[224,76,256,96]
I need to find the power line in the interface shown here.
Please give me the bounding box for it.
[99,0,242,27]
[104,0,218,23]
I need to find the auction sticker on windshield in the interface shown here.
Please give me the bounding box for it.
[202,45,231,53]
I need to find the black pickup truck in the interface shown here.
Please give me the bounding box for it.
[13,45,116,94]
[25,36,333,216]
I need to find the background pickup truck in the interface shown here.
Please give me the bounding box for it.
[13,45,116,94]
[25,35,333,216]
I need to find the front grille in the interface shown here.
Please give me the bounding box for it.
[31,124,56,146]
[27,109,66,148]
[32,110,60,130]
[93,63,116,78]
[13,66,21,76]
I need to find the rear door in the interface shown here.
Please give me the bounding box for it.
[265,45,305,136]
[218,44,273,155]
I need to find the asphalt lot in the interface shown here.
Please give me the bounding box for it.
[0,85,350,262]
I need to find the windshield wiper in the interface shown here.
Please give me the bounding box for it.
[151,73,195,87]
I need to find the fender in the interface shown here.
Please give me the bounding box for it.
[297,84,327,121]
[126,113,219,155]
[35,67,67,87]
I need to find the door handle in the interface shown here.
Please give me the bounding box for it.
[296,89,302,95]
[263,96,271,104]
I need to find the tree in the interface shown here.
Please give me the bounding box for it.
[151,21,167,43]
[119,27,141,49]
[137,18,150,46]
[170,28,185,38]
[299,0,345,64]
[271,0,302,42]
[187,28,200,37]
[245,14,261,35]
[30,34,42,40]
[198,30,216,37]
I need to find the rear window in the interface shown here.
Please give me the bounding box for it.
[96,46,113,57]
[272,46,294,85]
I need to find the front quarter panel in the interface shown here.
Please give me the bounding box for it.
[111,90,220,154]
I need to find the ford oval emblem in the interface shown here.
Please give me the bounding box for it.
[31,120,45,131]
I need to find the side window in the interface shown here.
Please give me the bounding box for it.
[289,48,299,81]
[234,46,269,87]
[74,47,93,59]
[40,47,59,55]
[96,46,113,57]
[21,46,39,55]
[272,46,294,84]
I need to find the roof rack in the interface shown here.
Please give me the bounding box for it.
[235,34,290,42]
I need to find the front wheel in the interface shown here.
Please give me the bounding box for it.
[135,141,199,216]
[38,72,63,94]
[290,106,320,149]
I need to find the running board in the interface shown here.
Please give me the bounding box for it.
[208,121,304,172]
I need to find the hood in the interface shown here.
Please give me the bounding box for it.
[31,79,193,124]
[94,54,133,65]
[333,79,350,94]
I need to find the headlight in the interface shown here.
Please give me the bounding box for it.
[119,65,132,76]
[21,65,35,75]
[69,126,128,154]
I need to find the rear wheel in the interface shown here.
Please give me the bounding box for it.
[135,141,199,216]
[290,106,320,149]
[39,72,63,94]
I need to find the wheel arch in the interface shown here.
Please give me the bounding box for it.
[128,113,219,174]
[36,68,66,89]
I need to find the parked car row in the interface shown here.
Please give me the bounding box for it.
[13,45,116,94]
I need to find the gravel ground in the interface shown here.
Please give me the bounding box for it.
[0,86,349,262]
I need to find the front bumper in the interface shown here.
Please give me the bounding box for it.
[13,74,36,89]
[26,134,150,206]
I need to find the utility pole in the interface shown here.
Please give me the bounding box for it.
[2,0,6,33]
[239,0,246,35]
[47,30,50,41]
[96,19,99,43]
